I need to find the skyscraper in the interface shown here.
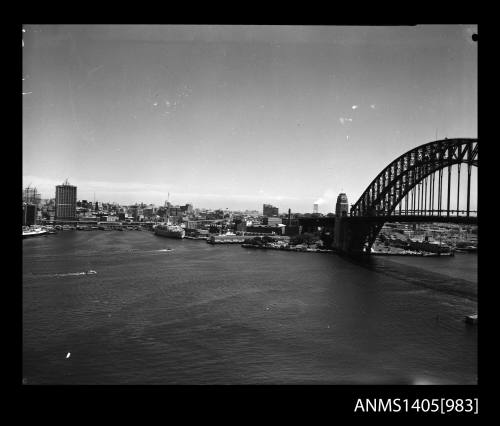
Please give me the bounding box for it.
[22,203,37,226]
[313,203,319,214]
[335,193,349,217]
[55,179,77,220]
[22,186,40,225]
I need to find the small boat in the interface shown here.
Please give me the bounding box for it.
[465,313,478,324]
[86,270,97,275]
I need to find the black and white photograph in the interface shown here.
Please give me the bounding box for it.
[22,25,478,390]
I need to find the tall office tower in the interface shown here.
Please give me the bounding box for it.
[22,203,37,226]
[335,193,349,217]
[55,179,77,220]
[22,186,41,225]
[263,203,279,217]
[313,203,319,214]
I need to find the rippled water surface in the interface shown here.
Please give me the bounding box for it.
[22,231,477,384]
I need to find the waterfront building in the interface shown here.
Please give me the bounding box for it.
[128,205,139,220]
[143,207,156,218]
[23,186,41,205]
[184,219,219,230]
[205,210,225,220]
[22,203,37,226]
[22,186,41,225]
[263,217,282,226]
[284,225,302,236]
[166,206,183,217]
[235,220,246,232]
[335,193,349,217]
[165,204,193,218]
[263,204,279,217]
[245,225,284,235]
[55,179,77,220]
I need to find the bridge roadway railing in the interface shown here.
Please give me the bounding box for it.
[352,209,477,218]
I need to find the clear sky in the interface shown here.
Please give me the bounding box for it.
[22,24,477,213]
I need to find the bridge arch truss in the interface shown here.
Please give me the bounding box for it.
[350,138,478,219]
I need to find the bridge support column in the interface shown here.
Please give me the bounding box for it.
[334,218,383,254]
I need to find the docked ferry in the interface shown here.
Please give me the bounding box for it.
[22,226,47,238]
[207,232,246,244]
[154,224,185,239]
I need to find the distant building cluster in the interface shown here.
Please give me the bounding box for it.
[22,178,478,254]
[373,222,478,253]
[23,179,360,245]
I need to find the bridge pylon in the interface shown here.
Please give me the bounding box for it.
[333,216,384,254]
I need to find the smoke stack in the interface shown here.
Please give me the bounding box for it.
[288,208,291,226]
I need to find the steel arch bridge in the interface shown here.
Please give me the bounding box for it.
[334,138,478,253]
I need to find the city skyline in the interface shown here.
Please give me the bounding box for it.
[23,25,477,213]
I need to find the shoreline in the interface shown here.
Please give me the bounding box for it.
[370,251,455,257]
[241,244,333,253]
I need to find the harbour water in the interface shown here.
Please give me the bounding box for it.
[22,231,477,384]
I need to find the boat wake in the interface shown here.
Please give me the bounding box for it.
[49,270,97,277]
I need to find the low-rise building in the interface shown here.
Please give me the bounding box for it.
[245,225,285,235]
[263,217,282,226]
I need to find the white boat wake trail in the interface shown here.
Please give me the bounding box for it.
[39,270,98,277]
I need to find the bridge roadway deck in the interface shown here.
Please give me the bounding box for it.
[298,215,477,228]
[344,215,477,225]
